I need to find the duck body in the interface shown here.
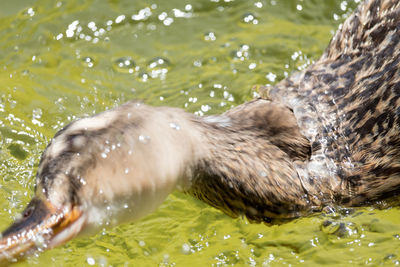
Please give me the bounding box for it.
[267,0,400,206]
[1,0,400,263]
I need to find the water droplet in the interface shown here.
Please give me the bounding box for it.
[163,17,174,26]
[204,32,216,41]
[138,135,150,144]
[193,60,202,67]
[231,44,250,61]
[138,72,149,82]
[139,240,146,247]
[169,122,180,130]
[26,7,35,17]
[201,105,211,112]
[87,257,95,265]
[101,152,107,158]
[115,14,126,24]
[32,108,42,119]
[321,220,360,243]
[34,234,45,247]
[82,56,94,68]
[249,62,256,69]
[66,20,80,38]
[242,13,258,24]
[123,204,129,209]
[158,12,167,21]
[266,72,276,82]
[255,2,263,8]
[113,57,136,73]
[125,168,129,174]
[147,57,171,69]
[181,243,191,254]
[131,7,152,21]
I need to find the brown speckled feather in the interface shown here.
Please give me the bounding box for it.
[264,0,400,206]
[188,100,313,221]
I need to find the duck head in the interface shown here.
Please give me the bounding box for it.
[0,102,203,262]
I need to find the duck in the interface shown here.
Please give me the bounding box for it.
[1,0,400,263]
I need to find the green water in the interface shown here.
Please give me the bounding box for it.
[0,0,399,266]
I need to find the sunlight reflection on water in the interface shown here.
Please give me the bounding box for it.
[1,0,399,266]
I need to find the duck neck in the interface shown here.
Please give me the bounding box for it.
[186,100,321,222]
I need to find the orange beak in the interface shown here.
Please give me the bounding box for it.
[0,197,84,264]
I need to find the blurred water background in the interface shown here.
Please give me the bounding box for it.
[0,0,399,266]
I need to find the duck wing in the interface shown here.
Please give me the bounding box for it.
[266,0,400,203]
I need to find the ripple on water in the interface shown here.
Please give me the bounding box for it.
[320,220,360,243]
[7,143,29,160]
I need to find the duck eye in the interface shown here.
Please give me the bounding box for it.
[23,207,34,218]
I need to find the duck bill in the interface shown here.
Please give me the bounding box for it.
[0,197,84,263]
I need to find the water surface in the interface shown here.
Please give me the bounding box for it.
[0,0,399,266]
